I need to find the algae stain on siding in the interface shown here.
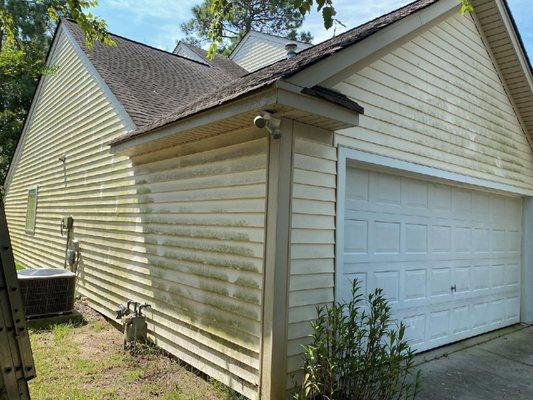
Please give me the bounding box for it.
[335,12,533,189]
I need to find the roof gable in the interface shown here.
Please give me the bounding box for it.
[288,0,533,142]
[229,30,312,72]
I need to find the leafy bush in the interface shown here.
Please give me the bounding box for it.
[293,280,420,400]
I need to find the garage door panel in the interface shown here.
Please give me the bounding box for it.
[342,166,523,352]
[347,174,522,225]
[344,261,521,295]
[344,216,520,259]
[399,297,519,351]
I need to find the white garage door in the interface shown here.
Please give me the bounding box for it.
[342,166,523,352]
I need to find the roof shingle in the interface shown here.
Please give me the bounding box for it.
[179,42,248,78]
[63,19,243,128]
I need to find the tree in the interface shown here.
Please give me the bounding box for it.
[0,0,112,187]
[181,0,313,55]
[206,0,474,57]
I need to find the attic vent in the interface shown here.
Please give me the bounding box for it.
[285,42,297,59]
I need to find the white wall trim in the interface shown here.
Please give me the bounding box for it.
[62,24,135,133]
[522,197,533,323]
[335,146,533,302]
[335,148,348,302]
[341,148,533,196]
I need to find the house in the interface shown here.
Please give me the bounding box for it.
[4,0,533,398]
[174,30,311,73]
[226,30,312,72]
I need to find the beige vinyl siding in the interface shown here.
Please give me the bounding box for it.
[231,35,285,72]
[230,33,311,73]
[334,12,533,189]
[173,43,206,64]
[4,30,267,399]
[286,123,336,381]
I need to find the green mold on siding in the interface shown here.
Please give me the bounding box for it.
[162,251,260,273]
[160,239,254,257]
[234,276,260,289]
[233,289,260,305]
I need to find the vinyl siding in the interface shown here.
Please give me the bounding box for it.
[230,32,311,72]
[286,123,336,382]
[4,30,266,399]
[334,12,533,189]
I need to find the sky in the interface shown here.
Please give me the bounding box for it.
[92,0,533,59]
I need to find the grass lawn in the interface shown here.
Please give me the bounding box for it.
[28,301,234,400]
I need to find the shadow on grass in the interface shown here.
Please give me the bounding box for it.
[27,312,86,332]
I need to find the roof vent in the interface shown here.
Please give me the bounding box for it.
[285,42,298,59]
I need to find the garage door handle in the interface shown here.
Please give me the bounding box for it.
[451,284,457,293]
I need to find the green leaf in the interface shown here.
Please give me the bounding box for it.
[322,6,336,30]
[460,0,474,14]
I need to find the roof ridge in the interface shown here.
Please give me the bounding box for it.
[247,29,312,45]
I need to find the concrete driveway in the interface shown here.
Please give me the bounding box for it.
[417,325,533,400]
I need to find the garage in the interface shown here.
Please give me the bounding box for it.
[340,164,523,352]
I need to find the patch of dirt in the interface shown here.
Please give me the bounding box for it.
[74,298,102,321]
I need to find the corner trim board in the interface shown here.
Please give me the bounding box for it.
[260,119,294,399]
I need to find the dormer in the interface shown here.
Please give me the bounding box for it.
[229,30,312,72]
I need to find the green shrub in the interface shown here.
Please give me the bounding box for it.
[293,280,421,400]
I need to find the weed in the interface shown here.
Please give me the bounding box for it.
[88,320,107,333]
[52,323,73,343]
[210,378,247,400]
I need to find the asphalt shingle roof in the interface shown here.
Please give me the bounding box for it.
[63,19,244,128]
[179,42,248,78]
